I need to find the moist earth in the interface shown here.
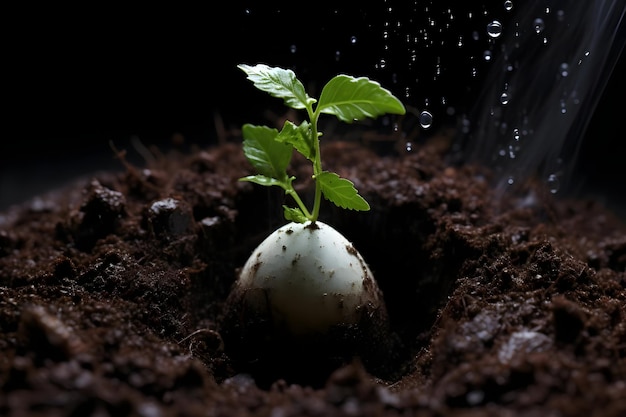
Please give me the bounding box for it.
[1,132,625,416]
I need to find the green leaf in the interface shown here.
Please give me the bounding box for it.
[239,175,285,189]
[238,64,315,110]
[317,75,406,123]
[276,120,314,161]
[317,172,370,211]
[241,124,293,180]
[283,205,308,223]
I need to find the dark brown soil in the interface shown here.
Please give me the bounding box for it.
[1,132,625,416]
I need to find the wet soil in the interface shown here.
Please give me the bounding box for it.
[1,131,625,416]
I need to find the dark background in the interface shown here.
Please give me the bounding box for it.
[3,2,625,215]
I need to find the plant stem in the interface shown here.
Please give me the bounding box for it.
[286,186,312,219]
[309,109,323,222]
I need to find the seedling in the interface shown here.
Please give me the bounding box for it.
[237,63,405,223]
[223,64,405,369]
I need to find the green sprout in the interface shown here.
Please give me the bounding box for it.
[238,63,406,223]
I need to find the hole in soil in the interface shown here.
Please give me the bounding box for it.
[215,171,472,388]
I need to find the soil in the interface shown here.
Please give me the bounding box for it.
[1,129,625,417]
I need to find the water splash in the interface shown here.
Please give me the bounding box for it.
[463,0,625,198]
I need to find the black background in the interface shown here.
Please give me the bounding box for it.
[3,2,625,214]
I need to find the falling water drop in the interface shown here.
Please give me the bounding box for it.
[547,174,560,194]
[419,110,433,129]
[533,18,545,34]
[500,92,510,105]
[350,35,357,44]
[508,144,516,159]
[487,21,503,38]
[559,62,569,77]
[483,50,492,61]
[504,1,513,11]
[290,44,297,53]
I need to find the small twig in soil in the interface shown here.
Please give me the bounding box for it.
[178,328,224,352]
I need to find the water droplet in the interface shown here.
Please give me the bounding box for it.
[508,145,516,159]
[472,31,480,41]
[557,10,565,21]
[290,44,297,53]
[500,92,510,105]
[513,128,520,141]
[504,1,513,11]
[350,35,357,44]
[335,50,341,61]
[419,110,433,129]
[483,50,492,61]
[559,62,569,77]
[547,174,560,194]
[533,18,545,34]
[487,21,503,38]
[405,142,413,152]
[377,58,387,69]
[507,176,515,185]
[461,117,471,133]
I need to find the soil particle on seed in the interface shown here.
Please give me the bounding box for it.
[1,136,625,416]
